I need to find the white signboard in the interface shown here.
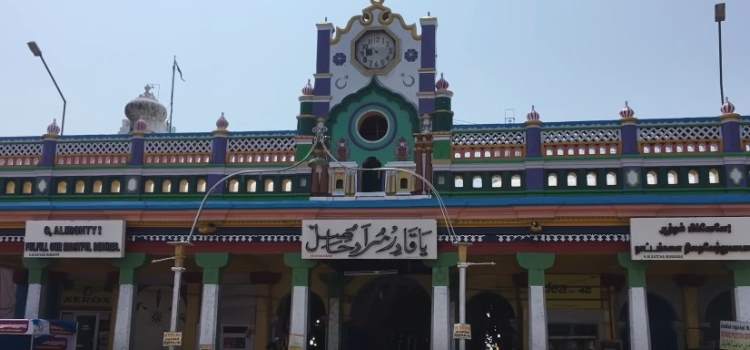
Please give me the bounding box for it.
[720,320,750,350]
[24,220,126,258]
[630,217,750,260]
[302,219,437,259]
[453,323,472,340]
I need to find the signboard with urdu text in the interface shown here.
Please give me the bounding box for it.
[302,219,437,259]
[630,217,750,260]
[720,320,750,350]
[24,220,125,258]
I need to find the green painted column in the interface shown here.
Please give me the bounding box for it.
[727,262,750,320]
[22,258,50,319]
[617,253,651,350]
[516,253,555,350]
[195,253,230,348]
[283,253,316,349]
[428,252,457,350]
[112,253,147,350]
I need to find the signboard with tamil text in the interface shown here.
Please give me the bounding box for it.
[24,220,125,258]
[630,217,750,260]
[302,219,437,259]
[720,320,750,350]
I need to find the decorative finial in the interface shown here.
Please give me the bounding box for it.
[46,118,61,136]
[435,73,450,90]
[526,105,540,121]
[428,11,431,16]
[215,112,229,131]
[619,101,635,119]
[721,97,736,114]
[301,79,314,96]
[134,117,148,133]
[324,16,328,22]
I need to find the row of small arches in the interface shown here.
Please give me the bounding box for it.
[645,169,720,186]
[453,174,523,189]
[226,178,295,193]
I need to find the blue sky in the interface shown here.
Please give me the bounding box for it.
[1,0,748,136]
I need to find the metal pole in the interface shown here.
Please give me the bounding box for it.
[718,20,724,105]
[168,56,176,133]
[458,263,467,350]
[38,55,67,135]
[168,243,186,350]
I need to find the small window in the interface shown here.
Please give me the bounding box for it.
[399,178,408,190]
[688,170,699,185]
[92,180,103,194]
[228,179,240,193]
[646,171,658,185]
[144,180,155,193]
[75,180,86,194]
[491,175,502,188]
[510,174,521,188]
[57,180,68,194]
[5,181,16,194]
[454,175,464,188]
[161,179,173,193]
[567,172,577,187]
[437,176,445,185]
[606,172,617,186]
[299,178,307,187]
[196,178,207,193]
[22,181,33,194]
[472,176,483,189]
[335,179,344,190]
[586,172,597,187]
[265,179,275,192]
[179,179,190,193]
[282,179,293,192]
[247,179,257,193]
[667,171,678,185]
[547,173,558,187]
[708,168,720,184]
[111,180,121,193]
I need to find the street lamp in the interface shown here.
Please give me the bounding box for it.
[27,41,67,135]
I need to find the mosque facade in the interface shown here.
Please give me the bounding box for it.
[1,1,749,350]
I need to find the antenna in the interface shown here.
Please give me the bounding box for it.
[504,108,516,124]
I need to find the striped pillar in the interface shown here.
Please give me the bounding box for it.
[618,253,650,350]
[430,252,457,350]
[284,253,316,350]
[112,253,146,350]
[196,253,230,349]
[516,253,555,350]
[22,259,50,319]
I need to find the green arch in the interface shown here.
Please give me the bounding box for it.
[327,78,419,164]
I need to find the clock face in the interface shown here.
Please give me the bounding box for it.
[354,30,397,72]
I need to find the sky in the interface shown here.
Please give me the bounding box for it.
[0,0,748,136]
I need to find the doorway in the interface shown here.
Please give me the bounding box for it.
[60,311,109,350]
[346,276,430,350]
[360,157,383,192]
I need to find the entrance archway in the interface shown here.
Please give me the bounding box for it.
[467,292,518,350]
[361,157,383,192]
[619,293,678,350]
[704,290,733,349]
[346,276,430,350]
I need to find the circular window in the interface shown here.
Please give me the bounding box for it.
[358,112,388,142]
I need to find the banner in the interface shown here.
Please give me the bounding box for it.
[24,220,125,258]
[630,217,750,260]
[302,219,437,259]
[720,320,750,350]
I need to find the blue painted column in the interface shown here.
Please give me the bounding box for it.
[313,22,333,118]
[720,100,746,187]
[524,107,544,191]
[619,103,643,191]
[419,16,437,115]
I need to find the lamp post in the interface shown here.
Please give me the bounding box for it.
[456,243,495,350]
[715,3,726,104]
[27,41,67,135]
